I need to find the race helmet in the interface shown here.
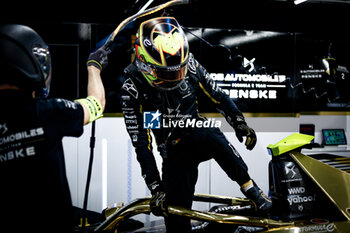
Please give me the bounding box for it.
[134,17,189,90]
[0,24,52,98]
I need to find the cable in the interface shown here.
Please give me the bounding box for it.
[81,121,96,232]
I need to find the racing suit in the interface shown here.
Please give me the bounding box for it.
[120,53,252,232]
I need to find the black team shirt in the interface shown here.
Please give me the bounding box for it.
[0,90,84,233]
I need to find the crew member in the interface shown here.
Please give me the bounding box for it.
[0,24,109,233]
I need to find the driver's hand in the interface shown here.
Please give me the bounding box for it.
[150,191,168,216]
[235,124,257,150]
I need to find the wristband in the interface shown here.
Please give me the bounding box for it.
[87,60,103,71]
[76,96,103,123]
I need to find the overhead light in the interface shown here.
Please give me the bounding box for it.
[101,138,108,210]
[294,0,308,5]
[220,31,285,47]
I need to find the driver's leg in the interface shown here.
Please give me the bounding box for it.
[194,127,272,214]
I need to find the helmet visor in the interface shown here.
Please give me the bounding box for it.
[32,44,52,97]
[150,62,188,82]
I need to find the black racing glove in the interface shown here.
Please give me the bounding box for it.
[87,44,111,71]
[233,116,257,151]
[150,191,168,216]
[147,180,168,216]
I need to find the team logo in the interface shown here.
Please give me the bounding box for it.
[143,110,162,129]
[0,122,8,135]
[122,78,139,99]
[285,163,297,178]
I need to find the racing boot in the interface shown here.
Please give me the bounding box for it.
[241,183,272,215]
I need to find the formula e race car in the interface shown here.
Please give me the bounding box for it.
[87,133,350,233]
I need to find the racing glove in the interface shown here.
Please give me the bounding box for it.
[87,44,111,71]
[147,180,168,216]
[233,116,257,151]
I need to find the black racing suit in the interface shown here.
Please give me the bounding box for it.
[120,53,251,232]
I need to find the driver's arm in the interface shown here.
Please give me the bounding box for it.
[120,77,162,190]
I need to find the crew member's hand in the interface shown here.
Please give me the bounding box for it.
[235,124,257,150]
[150,191,168,216]
[87,44,111,71]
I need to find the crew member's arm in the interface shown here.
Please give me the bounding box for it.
[191,54,257,150]
[76,46,109,125]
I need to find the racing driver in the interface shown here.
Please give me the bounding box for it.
[120,17,272,232]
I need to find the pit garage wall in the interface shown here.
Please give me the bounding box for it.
[63,113,350,213]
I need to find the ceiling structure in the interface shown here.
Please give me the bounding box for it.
[2,0,350,34]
